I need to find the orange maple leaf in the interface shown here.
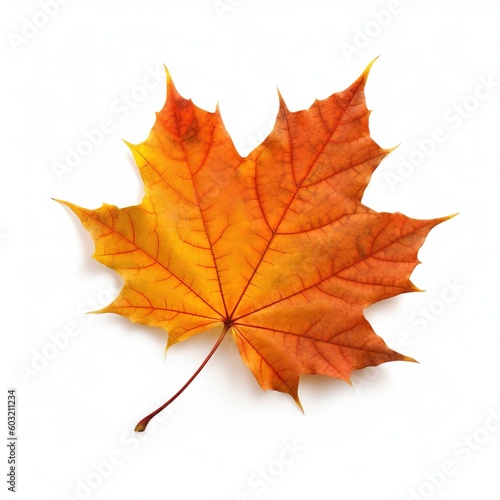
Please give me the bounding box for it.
[58,60,450,431]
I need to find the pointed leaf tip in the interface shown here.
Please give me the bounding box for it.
[363,56,380,77]
[293,395,304,414]
[402,355,419,364]
[163,64,172,83]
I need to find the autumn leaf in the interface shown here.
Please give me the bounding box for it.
[58,60,450,431]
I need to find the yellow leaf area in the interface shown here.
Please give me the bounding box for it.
[59,61,449,410]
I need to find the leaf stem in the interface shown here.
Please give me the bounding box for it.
[134,323,231,432]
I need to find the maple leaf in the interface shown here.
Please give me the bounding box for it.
[58,60,451,431]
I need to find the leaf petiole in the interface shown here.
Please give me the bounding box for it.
[134,323,231,432]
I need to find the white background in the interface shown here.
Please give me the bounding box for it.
[2,1,500,499]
